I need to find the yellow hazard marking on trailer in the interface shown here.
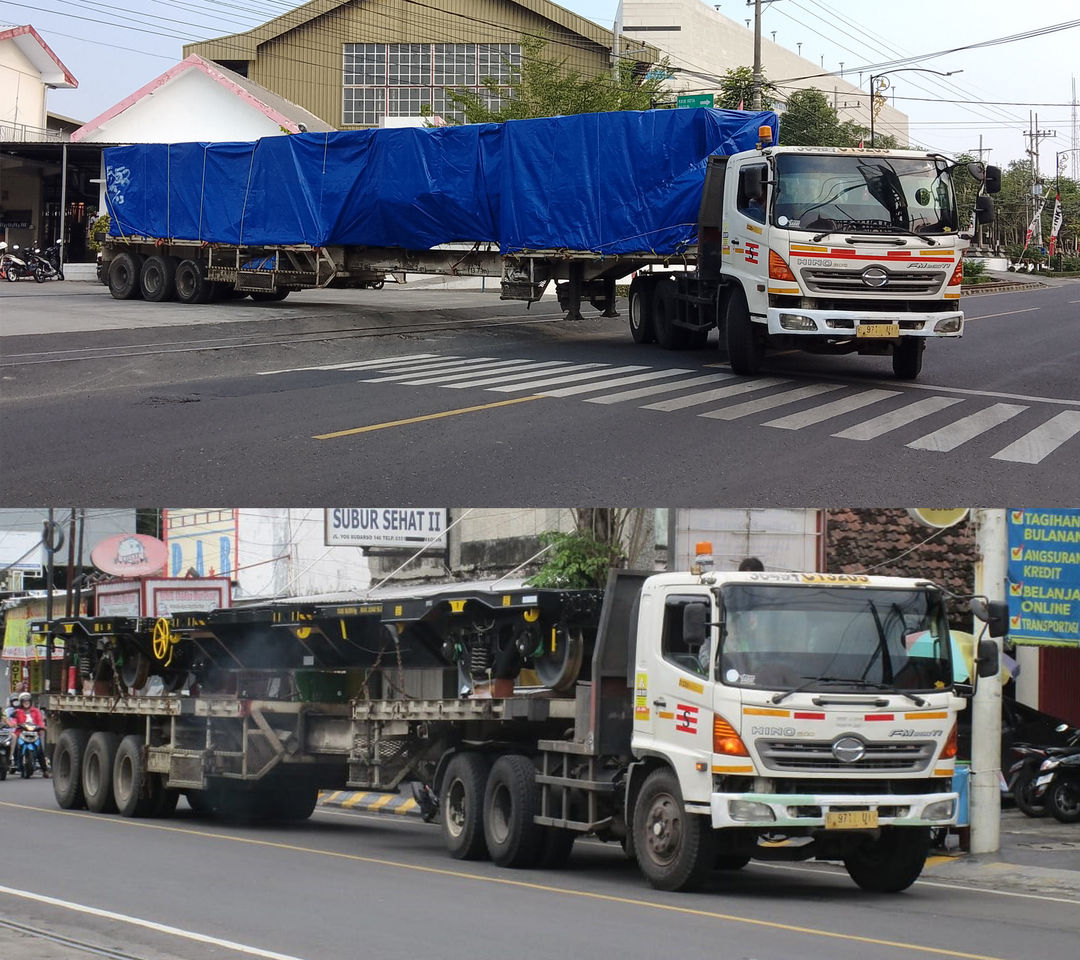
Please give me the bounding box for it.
[313,396,546,439]
[342,793,370,809]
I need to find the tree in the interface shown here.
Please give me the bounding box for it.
[528,509,653,588]
[778,87,900,148]
[440,34,671,124]
[715,66,776,111]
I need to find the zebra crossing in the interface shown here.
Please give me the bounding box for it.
[258,352,1080,465]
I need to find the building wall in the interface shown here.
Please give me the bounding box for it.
[0,40,48,130]
[188,0,616,129]
[621,0,909,144]
[671,508,823,571]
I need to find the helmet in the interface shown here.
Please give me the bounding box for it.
[7,695,17,707]
[18,692,31,705]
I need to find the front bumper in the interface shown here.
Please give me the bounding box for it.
[765,307,963,339]
[710,790,959,829]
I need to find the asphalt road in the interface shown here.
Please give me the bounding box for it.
[1,280,1077,504]
[2,777,1078,960]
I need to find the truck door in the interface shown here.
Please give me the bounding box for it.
[633,590,715,803]
[723,159,770,309]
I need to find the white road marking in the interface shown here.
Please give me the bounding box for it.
[644,377,790,412]
[258,352,437,375]
[357,356,503,381]
[543,368,695,397]
[700,383,845,420]
[0,884,309,960]
[587,372,737,404]
[402,359,569,385]
[764,389,900,430]
[962,308,1041,320]
[488,365,649,392]
[833,396,965,440]
[443,362,607,389]
[908,403,1028,452]
[991,410,1080,464]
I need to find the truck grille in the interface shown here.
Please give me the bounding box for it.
[756,739,935,773]
[800,266,945,296]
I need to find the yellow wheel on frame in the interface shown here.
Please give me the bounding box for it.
[151,618,173,665]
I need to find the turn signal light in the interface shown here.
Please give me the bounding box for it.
[713,715,750,756]
[769,249,797,282]
[947,260,963,286]
[940,723,958,760]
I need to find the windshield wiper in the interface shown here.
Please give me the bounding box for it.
[772,676,926,706]
[866,223,939,246]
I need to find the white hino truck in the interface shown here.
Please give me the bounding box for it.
[39,560,1005,893]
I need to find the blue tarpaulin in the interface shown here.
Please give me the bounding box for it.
[105,108,777,256]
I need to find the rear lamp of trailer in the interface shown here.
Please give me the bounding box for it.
[922,798,956,821]
[729,799,775,822]
[940,723,958,760]
[778,313,818,331]
[768,249,797,282]
[934,316,962,334]
[713,715,750,756]
[947,259,963,286]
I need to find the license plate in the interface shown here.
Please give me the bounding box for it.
[825,810,879,830]
[856,323,900,339]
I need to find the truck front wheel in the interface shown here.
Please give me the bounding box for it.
[843,826,930,892]
[441,752,490,860]
[628,276,657,343]
[723,289,764,376]
[892,338,924,380]
[633,768,715,891]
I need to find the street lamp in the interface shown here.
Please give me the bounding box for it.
[869,68,963,147]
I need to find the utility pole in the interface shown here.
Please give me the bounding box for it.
[1026,113,1056,248]
[971,509,1007,855]
[751,0,762,109]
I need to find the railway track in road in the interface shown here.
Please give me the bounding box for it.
[0,917,149,960]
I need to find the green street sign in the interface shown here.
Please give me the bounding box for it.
[676,94,714,109]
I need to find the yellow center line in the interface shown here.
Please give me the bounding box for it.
[313,395,547,439]
[0,801,1010,960]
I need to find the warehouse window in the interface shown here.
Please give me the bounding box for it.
[343,43,521,125]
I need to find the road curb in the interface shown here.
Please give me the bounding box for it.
[318,789,422,816]
[962,281,1047,295]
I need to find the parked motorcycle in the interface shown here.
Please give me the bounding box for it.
[27,240,64,282]
[1007,723,1080,817]
[0,726,11,780]
[16,722,44,778]
[1034,749,1080,823]
[0,242,34,281]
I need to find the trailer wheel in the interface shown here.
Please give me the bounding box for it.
[175,259,213,304]
[441,752,491,860]
[843,826,930,892]
[82,732,120,813]
[627,277,657,344]
[892,338,924,380]
[53,728,91,809]
[113,734,154,817]
[652,279,689,350]
[483,754,544,868]
[724,288,764,376]
[633,768,715,891]
[108,252,144,300]
[140,255,179,302]
[250,289,290,302]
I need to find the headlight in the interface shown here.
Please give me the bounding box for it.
[934,317,962,334]
[778,313,818,331]
[729,800,776,822]
[922,799,956,821]
[1041,757,1061,771]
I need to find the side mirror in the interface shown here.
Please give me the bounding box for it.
[966,161,986,181]
[972,597,1009,638]
[975,195,995,225]
[984,165,1002,194]
[683,603,708,646]
[976,638,1000,678]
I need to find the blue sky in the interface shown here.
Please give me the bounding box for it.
[3,0,1077,175]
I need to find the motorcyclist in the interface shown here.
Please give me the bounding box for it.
[14,692,48,777]
[3,695,17,772]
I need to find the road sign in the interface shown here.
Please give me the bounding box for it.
[676,94,714,109]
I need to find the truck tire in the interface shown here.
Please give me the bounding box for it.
[483,754,544,868]
[175,258,213,304]
[53,728,91,809]
[628,276,657,344]
[441,752,490,860]
[652,279,689,350]
[892,338,924,380]
[633,768,715,891]
[140,255,179,302]
[843,826,930,892]
[82,732,120,813]
[724,288,764,376]
[113,734,154,817]
[1047,778,1080,823]
[108,252,143,300]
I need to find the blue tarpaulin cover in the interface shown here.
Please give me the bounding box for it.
[105,109,777,256]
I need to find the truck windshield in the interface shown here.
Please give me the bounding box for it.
[773,154,958,236]
[716,584,952,694]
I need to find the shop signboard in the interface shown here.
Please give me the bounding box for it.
[1006,508,1080,647]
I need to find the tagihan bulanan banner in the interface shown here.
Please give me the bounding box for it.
[1007,508,1080,647]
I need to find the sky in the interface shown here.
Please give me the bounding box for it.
[3,0,1077,177]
